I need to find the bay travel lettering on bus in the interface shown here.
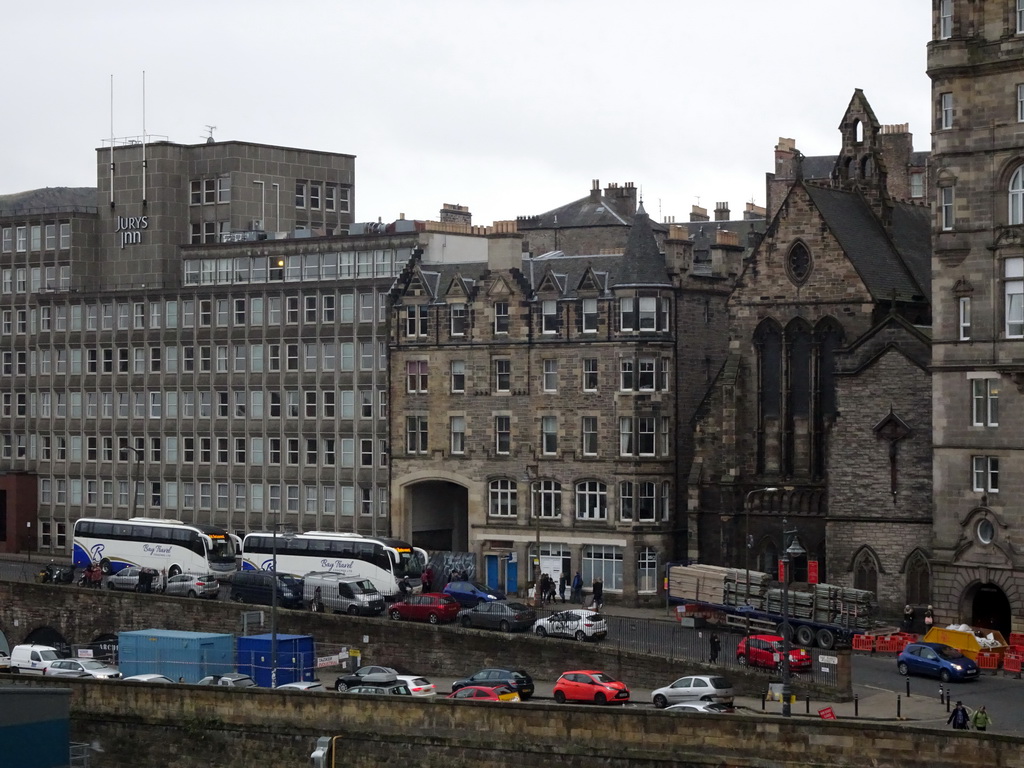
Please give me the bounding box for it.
[116,215,148,248]
[142,544,173,558]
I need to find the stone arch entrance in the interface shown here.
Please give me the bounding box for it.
[405,479,469,552]
[963,582,1012,640]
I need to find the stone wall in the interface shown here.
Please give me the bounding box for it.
[8,675,1024,768]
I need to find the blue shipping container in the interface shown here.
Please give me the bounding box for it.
[236,634,316,687]
[118,629,234,683]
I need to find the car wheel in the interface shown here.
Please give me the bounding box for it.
[168,566,181,577]
[335,681,348,692]
[389,609,402,621]
[107,581,116,591]
[594,692,607,704]
[428,613,439,625]
[574,630,587,642]
[535,626,547,638]
[187,590,197,599]
[940,669,950,683]
[100,559,112,575]
[898,662,910,676]
[499,620,511,633]
[653,694,668,709]
[737,654,748,666]
[347,605,359,616]
[554,690,566,704]
[461,616,472,628]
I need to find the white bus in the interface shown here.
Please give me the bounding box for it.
[239,531,427,598]
[72,517,240,576]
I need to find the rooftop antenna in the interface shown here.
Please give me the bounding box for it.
[694,195,701,207]
[204,125,217,143]
[109,74,115,208]
[141,70,148,207]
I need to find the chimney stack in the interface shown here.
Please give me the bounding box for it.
[714,202,730,221]
[439,203,472,227]
[690,205,709,222]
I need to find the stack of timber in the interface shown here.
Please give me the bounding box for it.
[669,564,771,609]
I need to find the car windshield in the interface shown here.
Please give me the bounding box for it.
[39,650,59,661]
[767,639,783,651]
[207,534,237,563]
[80,660,107,669]
[393,550,423,579]
[936,646,965,660]
[590,672,618,684]
[708,677,731,688]
[234,677,257,687]
[277,574,302,588]
[353,579,376,593]
[506,602,530,612]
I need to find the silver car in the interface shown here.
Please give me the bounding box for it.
[164,573,220,599]
[46,659,122,679]
[651,675,734,709]
[106,567,163,593]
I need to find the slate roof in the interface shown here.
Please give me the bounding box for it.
[0,187,97,215]
[804,184,929,303]
[518,192,668,233]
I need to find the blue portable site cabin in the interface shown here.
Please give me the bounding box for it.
[236,633,316,687]
[118,628,234,683]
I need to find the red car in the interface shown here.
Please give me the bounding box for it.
[553,670,630,705]
[736,634,812,671]
[389,592,462,624]
[447,685,520,702]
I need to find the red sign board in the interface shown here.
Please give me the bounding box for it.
[808,560,819,584]
[818,707,836,720]
[777,561,785,582]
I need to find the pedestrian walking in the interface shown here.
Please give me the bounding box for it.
[924,605,934,630]
[558,573,567,603]
[591,577,604,610]
[571,571,583,604]
[422,566,433,594]
[544,574,556,604]
[902,604,915,633]
[971,705,992,732]
[947,701,970,730]
[709,632,721,664]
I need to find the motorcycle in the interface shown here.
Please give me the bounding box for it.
[77,564,104,589]
[37,561,76,585]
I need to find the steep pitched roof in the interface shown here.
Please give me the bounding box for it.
[613,203,672,288]
[804,185,928,303]
[519,191,668,232]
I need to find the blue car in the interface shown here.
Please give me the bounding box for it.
[897,642,979,682]
[442,580,505,608]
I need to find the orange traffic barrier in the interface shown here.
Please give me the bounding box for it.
[976,651,1000,673]
[852,635,875,652]
[1003,653,1022,678]
[875,636,903,653]
[1009,632,1024,647]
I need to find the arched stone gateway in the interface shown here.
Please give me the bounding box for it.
[962,582,1012,640]
[404,479,470,552]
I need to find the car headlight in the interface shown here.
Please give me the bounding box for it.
[951,664,962,671]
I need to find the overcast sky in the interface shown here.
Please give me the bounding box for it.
[3,1,933,226]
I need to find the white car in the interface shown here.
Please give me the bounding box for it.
[651,676,734,709]
[124,674,176,684]
[46,659,122,679]
[276,681,326,691]
[532,609,607,641]
[665,701,734,714]
[0,650,9,670]
[397,675,437,697]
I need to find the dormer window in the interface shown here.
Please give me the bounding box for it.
[582,298,598,332]
[494,301,509,334]
[541,300,559,334]
[638,297,657,330]
[450,303,467,336]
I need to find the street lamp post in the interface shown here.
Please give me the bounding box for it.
[524,467,540,607]
[269,521,295,689]
[779,517,805,718]
[743,487,779,604]
[120,445,143,518]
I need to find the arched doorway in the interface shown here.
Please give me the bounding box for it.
[965,582,1012,639]
[406,480,469,552]
[23,626,71,657]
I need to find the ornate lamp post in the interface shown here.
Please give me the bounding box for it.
[779,518,805,718]
[743,487,779,604]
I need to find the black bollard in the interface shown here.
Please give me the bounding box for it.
[938,683,944,702]
[906,676,911,697]
[806,695,810,714]
[897,694,902,719]
[854,693,859,717]
[762,693,766,711]
[946,693,951,713]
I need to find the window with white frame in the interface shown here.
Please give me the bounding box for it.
[910,172,925,199]
[939,0,952,39]
[971,377,999,427]
[406,415,428,454]
[1006,257,1024,337]
[581,416,598,456]
[940,92,953,130]
[582,544,622,591]
[450,303,467,336]
[575,480,607,520]
[1018,84,1024,123]
[638,358,656,390]
[583,358,598,391]
[541,416,558,455]
[582,298,598,332]
[495,415,511,454]
[940,186,955,231]
[959,296,972,340]
[637,547,658,593]
[489,479,517,517]
[619,297,634,331]
[406,360,428,393]
[620,359,634,390]
[638,296,658,330]
[451,360,466,393]
[542,359,558,392]
[493,301,509,334]
[1010,166,1024,225]
[541,300,559,334]
[494,359,511,392]
[638,417,656,456]
[972,455,999,492]
[619,417,634,456]
[532,479,562,519]
[1018,0,1024,34]
[450,416,466,455]
[405,305,428,337]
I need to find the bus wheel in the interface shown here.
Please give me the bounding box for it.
[168,566,181,577]
[100,559,113,575]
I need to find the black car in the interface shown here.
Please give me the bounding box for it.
[458,601,536,632]
[451,668,534,701]
[334,665,399,692]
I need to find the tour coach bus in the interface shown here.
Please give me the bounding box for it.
[72,517,241,576]
[240,531,427,598]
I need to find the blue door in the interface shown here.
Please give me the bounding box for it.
[506,558,518,596]
[485,555,499,590]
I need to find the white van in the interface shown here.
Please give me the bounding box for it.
[11,644,61,675]
[303,572,385,616]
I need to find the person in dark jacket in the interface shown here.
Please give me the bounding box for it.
[590,578,604,609]
[558,573,567,603]
[709,633,721,664]
[947,701,969,730]
[571,572,583,603]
